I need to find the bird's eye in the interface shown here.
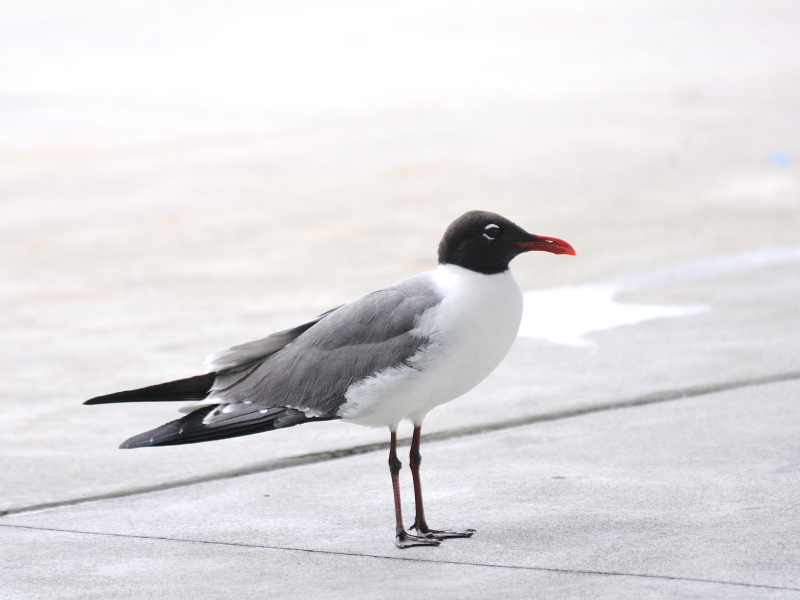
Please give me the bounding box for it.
[483,224,500,240]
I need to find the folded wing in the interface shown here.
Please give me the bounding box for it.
[108,272,442,447]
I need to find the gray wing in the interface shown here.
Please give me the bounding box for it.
[203,305,343,372]
[201,272,442,425]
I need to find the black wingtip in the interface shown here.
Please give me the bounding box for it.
[83,373,217,405]
[115,406,340,450]
[119,436,148,449]
[118,406,219,449]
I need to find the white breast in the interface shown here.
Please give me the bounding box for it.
[338,264,523,429]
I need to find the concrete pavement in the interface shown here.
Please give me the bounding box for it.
[2,0,800,597]
[3,375,799,598]
[3,252,799,598]
[3,255,800,515]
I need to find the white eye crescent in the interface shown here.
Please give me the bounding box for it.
[483,224,500,240]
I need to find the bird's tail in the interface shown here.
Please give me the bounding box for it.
[83,374,216,405]
[119,405,336,449]
[85,373,340,449]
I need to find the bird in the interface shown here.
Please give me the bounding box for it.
[84,210,576,548]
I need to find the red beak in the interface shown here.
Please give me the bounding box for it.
[514,235,576,256]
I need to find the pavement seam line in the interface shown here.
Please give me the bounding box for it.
[3,369,800,517]
[2,523,798,593]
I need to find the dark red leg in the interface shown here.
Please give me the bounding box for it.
[390,430,439,549]
[409,425,476,540]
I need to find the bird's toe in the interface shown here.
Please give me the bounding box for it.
[410,525,476,540]
[395,531,441,549]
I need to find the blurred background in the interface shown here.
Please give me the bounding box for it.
[2,1,799,511]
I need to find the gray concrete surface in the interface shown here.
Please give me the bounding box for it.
[3,257,800,513]
[2,0,800,598]
[3,379,799,598]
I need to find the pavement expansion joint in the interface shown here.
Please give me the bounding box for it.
[2,523,797,593]
[3,369,799,519]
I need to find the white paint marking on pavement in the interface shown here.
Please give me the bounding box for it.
[519,246,800,346]
[518,286,706,346]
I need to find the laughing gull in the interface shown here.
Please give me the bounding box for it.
[85,210,575,548]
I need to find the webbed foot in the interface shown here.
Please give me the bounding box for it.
[410,523,476,540]
[395,531,441,548]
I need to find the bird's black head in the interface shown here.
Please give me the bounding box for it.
[437,210,576,274]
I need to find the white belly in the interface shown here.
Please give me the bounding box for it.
[338,264,523,429]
